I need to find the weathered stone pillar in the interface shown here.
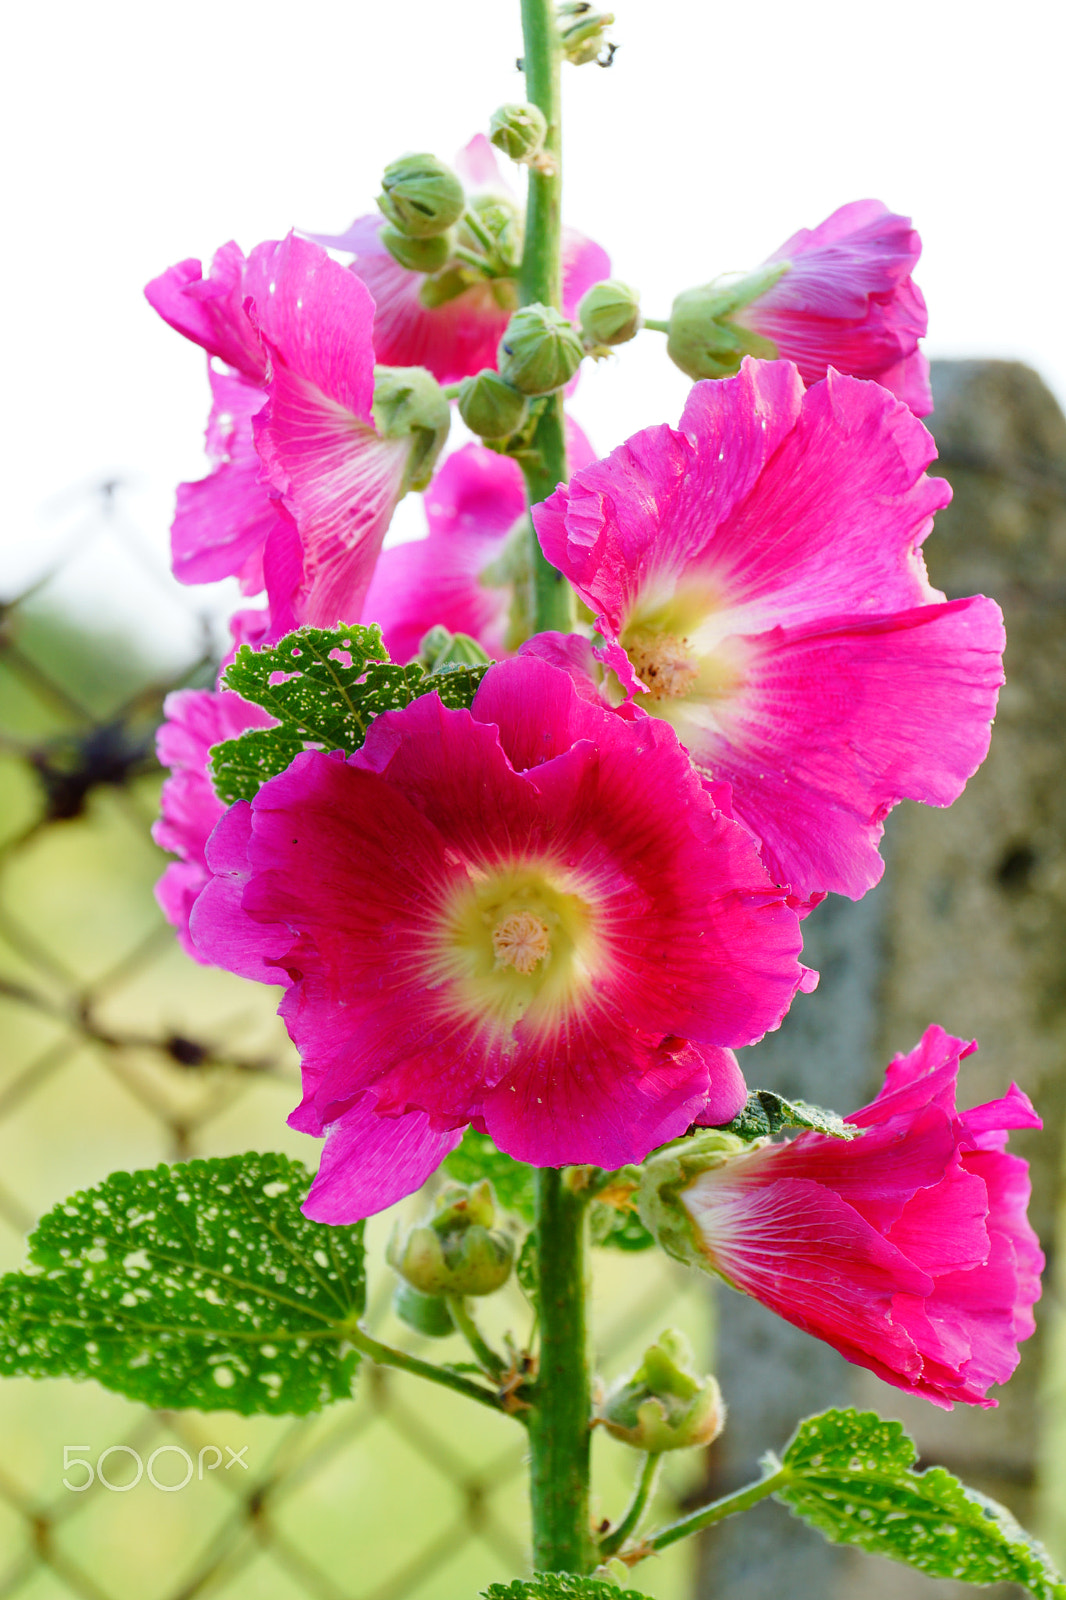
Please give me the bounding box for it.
[698,361,1066,1600]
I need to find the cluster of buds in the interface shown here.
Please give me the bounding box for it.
[388,1180,514,1334]
[377,153,465,277]
[598,1329,724,1453]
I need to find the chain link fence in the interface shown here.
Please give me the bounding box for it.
[0,486,710,1600]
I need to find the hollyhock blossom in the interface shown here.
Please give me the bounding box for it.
[311,136,610,384]
[533,358,1006,905]
[147,234,444,629]
[364,419,595,662]
[645,1026,1043,1408]
[152,689,274,960]
[191,656,812,1220]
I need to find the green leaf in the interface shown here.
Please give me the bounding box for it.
[0,1153,365,1417]
[211,625,490,804]
[776,1408,1065,1598]
[443,1129,535,1221]
[481,1576,648,1599]
[589,1202,655,1252]
[721,1090,860,1143]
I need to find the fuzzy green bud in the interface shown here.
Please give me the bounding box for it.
[637,1128,752,1272]
[489,101,548,163]
[497,304,585,396]
[457,369,530,439]
[371,365,451,492]
[377,153,465,239]
[599,1329,724,1453]
[418,626,492,671]
[578,279,642,347]
[380,225,453,274]
[558,2,616,64]
[387,1180,514,1298]
[392,1281,455,1338]
[665,265,788,380]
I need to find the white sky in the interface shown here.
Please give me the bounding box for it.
[2,0,1063,660]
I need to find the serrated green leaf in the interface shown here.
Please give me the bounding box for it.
[0,1153,365,1417]
[211,625,490,804]
[589,1202,655,1252]
[721,1090,860,1143]
[481,1576,648,1599]
[776,1408,1065,1598]
[443,1129,535,1221]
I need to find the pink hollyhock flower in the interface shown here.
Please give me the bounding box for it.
[533,357,1005,906]
[152,689,273,960]
[364,419,595,662]
[311,136,610,384]
[744,201,931,415]
[191,656,812,1219]
[147,234,442,628]
[653,1026,1043,1408]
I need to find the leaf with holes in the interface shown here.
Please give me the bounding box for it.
[0,1153,365,1416]
[721,1090,860,1143]
[443,1129,535,1221]
[774,1409,1065,1597]
[210,625,490,803]
[481,1577,648,1599]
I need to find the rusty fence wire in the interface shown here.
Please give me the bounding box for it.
[0,485,710,1600]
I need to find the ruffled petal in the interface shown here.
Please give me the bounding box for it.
[144,240,275,383]
[301,1097,463,1223]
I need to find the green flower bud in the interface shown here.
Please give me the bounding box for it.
[377,153,465,239]
[636,1129,751,1271]
[497,304,585,396]
[598,1329,725,1453]
[558,2,616,65]
[418,266,476,310]
[489,102,548,164]
[387,1180,514,1298]
[392,1281,455,1338]
[458,370,530,439]
[457,193,524,275]
[418,625,492,671]
[665,265,788,381]
[380,225,453,274]
[372,365,451,492]
[578,279,642,347]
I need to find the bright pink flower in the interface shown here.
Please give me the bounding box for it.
[191,656,811,1218]
[148,234,429,628]
[739,201,932,414]
[152,689,273,960]
[533,358,1005,905]
[676,1026,1043,1408]
[311,136,610,384]
[364,419,595,662]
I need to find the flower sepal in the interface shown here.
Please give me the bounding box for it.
[498,304,585,395]
[636,1130,752,1273]
[372,366,451,491]
[377,154,465,238]
[666,267,787,379]
[598,1329,724,1453]
[418,626,493,672]
[387,1180,515,1298]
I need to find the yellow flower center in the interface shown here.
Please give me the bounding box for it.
[625,630,700,701]
[492,910,552,974]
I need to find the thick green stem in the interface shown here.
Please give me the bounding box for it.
[528,1167,594,1572]
[346,1323,518,1419]
[519,0,574,636]
[639,1466,787,1557]
[599,1453,661,1558]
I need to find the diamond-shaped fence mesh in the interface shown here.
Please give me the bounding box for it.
[0,486,709,1600]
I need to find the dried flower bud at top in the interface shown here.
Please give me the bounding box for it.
[386,1179,515,1298]
[665,266,787,380]
[380,225,454,275]
[458,369,530,439]
[599,1329,725,1453]
[377,153,466,239]
[497,304,585,395]
[372,365,451,492]
[489,102,549,164]
[578,279,641,347]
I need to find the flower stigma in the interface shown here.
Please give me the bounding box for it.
[492,910,552,974]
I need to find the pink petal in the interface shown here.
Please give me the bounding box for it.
[144,240,275,384]
[301,1097,463,1224]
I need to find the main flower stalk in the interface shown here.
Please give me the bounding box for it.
[520,0,574,636]
[520,0,589,1571]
